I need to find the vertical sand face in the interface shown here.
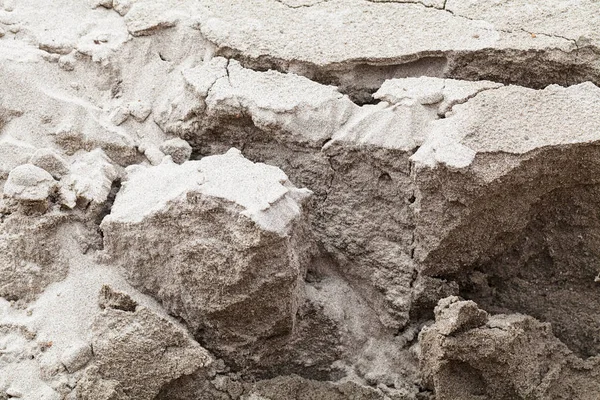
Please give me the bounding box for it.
[1,0,600,399]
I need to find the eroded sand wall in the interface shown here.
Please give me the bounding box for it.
[1,1,600,399]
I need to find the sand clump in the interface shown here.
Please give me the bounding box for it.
[100,149,315,365]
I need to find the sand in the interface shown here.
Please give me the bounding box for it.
[1,0,600,399]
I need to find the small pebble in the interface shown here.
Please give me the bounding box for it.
[159,138,192,165]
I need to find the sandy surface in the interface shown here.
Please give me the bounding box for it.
[1,0,600,399]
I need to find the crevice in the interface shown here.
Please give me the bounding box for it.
[321,153,337,204]
[94,179,122,227]
[93,179,122,249]
[204,60,231,101]
[408,159,418,261]
[364,0,444,11]
[352,94,382,106]
[443,85,504,116]
[274,0,331,9]
[445,46,600,90]
[212,43,599,104]
[520,29,579,50]
[408,268,419,289]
